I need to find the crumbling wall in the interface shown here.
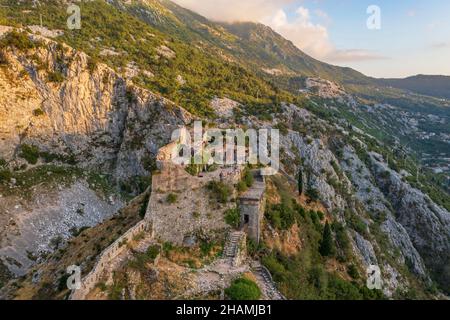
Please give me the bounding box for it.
[70,219,149,300]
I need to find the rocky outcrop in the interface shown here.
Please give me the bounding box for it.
[0,32,192,184]
[340,146,428,277]
[369,152,450,289]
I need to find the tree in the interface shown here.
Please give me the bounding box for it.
[298,169,303,195]
[320,222,335,257]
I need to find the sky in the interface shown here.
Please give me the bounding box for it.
[172,0,450,78]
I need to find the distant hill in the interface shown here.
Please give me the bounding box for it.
[376,75,450,100]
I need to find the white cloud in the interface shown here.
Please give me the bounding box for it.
[172,0,293,22]
[263,7,334,59]
[264,6,385,63]
[173,0,385,63]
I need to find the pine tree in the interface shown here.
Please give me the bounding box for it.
[319,222,335,257]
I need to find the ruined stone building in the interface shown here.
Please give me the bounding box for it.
[239,171,266,244]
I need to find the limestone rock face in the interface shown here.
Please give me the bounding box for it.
[369,152,450,283]
[0,35,192,182]
[340,146,427,277]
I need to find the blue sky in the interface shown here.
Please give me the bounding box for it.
[174,0,450,78]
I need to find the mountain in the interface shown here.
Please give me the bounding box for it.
[376,75,450,100]
[0,0,449,300]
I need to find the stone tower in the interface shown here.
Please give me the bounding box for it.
[238,170,266,244]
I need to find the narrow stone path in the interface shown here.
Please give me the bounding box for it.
[252,262,286,300]
[223,231,246,264]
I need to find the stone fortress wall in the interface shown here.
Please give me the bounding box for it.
[70,219,149,300]
[70,126,270,299]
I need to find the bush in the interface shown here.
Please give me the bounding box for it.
[275,123,289,136]
[262,254,287,283]
[0,169,12,183]
[87,56,98,73]
[347,264,360,279]
[309,266,328,291]
[47,71,65,83]
[166,193,178,204]
[19,144,40,164]
[327,276,362,300]
[128,245,160,271]
[33,108,45,116]
[0,50,8,65]
[316,211,325,221]
[207,180,231,203]
[225,277,261,300]
[237,180,248,193]
[306,187,320,201]
[224,208,240,228]
[243,169,254,188]
[333,222,351,260]
[0,30,35,51]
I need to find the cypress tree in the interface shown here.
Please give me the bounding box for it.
[298,169,303,195]
[320,222,335,257]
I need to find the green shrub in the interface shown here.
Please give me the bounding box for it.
[308,266,328,291]
[348,214,368,237]
[225,277,261,300]
[262,254,287,283]
[199,239,215,256]
[0,50,8,65]
[237,180,248,193]
[47,71,65,83]
[128,245,160,271]
[243,169,254,188]
[0,30,35,51]
[347,264,360,279]
[163,242,174,253]
[306,187,320,201]
[0,169,12,183]
[33,108,45,116]
[207,180,231,203]
[19,144,40,164]
[333,222,351,260]
[166,193,178,204]
[224,208,240,228]
[87,56,98,73]
[316,211,325,221]
[274,123,289,136]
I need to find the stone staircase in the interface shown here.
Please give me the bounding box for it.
[223,231,246,266]
[253,263,286,300]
